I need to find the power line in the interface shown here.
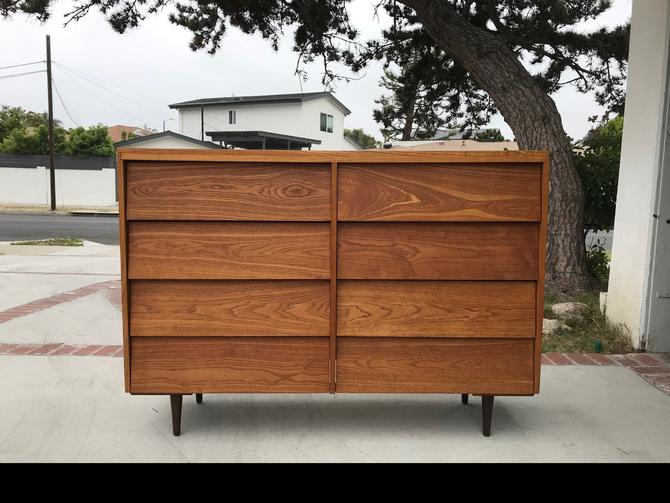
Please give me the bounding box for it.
[54,61,170,107]
[56,63,168,118]
[0,61,44,70]
[0,70,45,80]
[55,66,150,125]
[52,78,81,127]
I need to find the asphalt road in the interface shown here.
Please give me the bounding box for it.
[0,213,614,250]
[0,214,119,245]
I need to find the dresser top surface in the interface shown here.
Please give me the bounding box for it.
[117,148,549,165]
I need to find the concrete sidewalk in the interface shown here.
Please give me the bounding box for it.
[0,356,668,462]
[0,242,121,347]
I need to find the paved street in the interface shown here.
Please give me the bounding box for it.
[0,214,119,245]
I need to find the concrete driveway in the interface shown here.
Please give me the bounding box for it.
[1,357,669,462]
[0,241,668,462]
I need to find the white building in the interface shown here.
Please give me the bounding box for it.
[168,92,360,150]
[606,0,670,352]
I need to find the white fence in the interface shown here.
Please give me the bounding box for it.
[0,155,116,207]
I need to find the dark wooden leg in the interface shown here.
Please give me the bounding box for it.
[461,393,468,405]
[195,393,203,404]
[170,394,183,436]
[482,395,494,437]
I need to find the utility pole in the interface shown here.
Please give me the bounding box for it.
[46,35,56,211]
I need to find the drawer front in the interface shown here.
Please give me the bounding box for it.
[338,281,535,338]
[336,338,534,394]
[338,164,541,222]
[126,162,331,221]
[130,336,330,393]
[128,221,330,279]
[338,222,538,280]
[131,280,330,337]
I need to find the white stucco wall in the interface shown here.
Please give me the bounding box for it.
[177,96,358,150]
[0,166,117,207]
[606,0,670,349]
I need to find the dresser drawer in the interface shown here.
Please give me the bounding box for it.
[128,221,330,279]
[338,164,541,222]
[338,222,538,280]
[338,281,536,337]
[126,162,331,221]
[336,338,534,394]
[131,280,330,337]
[130,336,330,393]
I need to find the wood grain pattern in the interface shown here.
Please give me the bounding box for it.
[126,162,330,221]
[535,157,550,393]
[338,164,541,222]
[336,338,534,394]
[118,148,550,165]
[338,222,538,280]
[128,221,330,279]
[329,162,338,393]
[338,281,535,337]
[130,280,329,337]
[130,336,330,393]
[118,157,130,391]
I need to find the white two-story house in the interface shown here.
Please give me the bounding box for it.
[168,92,360,150]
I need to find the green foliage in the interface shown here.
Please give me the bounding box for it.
[542,292,632,354]
[3,2,628,116]
[574,116,623,233]
[0,106,51,142]
[472,129,506,142]
[585,239,611,290]
[0,108,113,157]
[344,128,379,149]
[63,125,114,157]
[11,237,84,246]
[0,125,67,155]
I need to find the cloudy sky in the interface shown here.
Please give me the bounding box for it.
[0,0,631,141]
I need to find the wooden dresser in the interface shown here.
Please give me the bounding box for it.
[118,149,548,436]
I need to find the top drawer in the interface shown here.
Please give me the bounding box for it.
[338,163,541,222]
[126,162,331,221]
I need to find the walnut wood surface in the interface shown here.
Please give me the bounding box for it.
[118,148,549,165]
[131,280,330,337]
[336,338,534,394]
[119,150,549,399]
[338,222,538,280]
[337,281,535,337]
[338,164,541,222]
[118,157,130,391]
[126,162,330,221]
[130,337,330,393]
[128,221,330,279]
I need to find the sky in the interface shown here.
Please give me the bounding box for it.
[0,0,632,141]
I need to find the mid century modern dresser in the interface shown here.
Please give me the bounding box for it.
[117,149,549,437]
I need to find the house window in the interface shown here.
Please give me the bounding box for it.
[320,113,333,133]
[229,110,236,124]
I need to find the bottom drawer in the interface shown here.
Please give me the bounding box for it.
[130,337,330,393]
[336,338,534,395]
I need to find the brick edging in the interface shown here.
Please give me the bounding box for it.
[0,280,120,324]
[0,343,122,357]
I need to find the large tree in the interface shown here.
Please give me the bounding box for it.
[1,0,629,292]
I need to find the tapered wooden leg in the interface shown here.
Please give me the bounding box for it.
[482,395,494,437]
[195,393,203,404]
[461,393,468,405]
[170,394,183,436]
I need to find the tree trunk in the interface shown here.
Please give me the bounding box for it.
[402,0,591,293]
[401,94,417,140]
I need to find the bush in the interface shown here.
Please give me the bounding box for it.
[585,239,610,290]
